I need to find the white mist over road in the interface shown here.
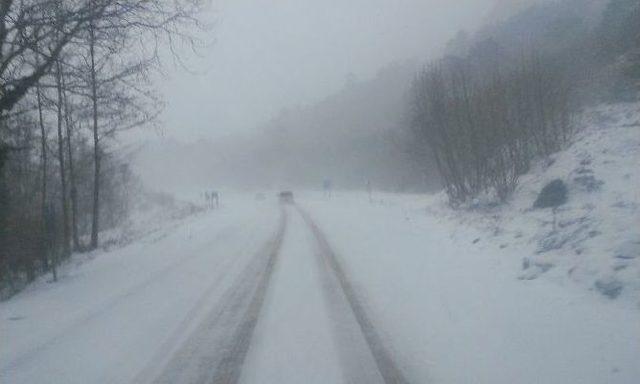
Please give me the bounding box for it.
[152,0,494,142]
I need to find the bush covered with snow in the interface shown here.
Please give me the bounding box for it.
[533,179,568,209]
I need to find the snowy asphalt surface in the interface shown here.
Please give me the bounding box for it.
[145,204,409,384]
[146,208,286,384]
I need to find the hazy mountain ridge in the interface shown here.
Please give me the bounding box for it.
[137,60,440,192]
[137,0,636,195]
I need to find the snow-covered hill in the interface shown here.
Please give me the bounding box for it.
[428,102,640,305]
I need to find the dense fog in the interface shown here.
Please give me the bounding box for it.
[133,0,607,195]
[137,60,440,192]
[2,1,639,383]
[134,0,505,193]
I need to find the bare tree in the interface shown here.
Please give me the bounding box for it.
[62,73,80,250]
[411,50,575,205]
[35,56,49,270]
[76,0,205,249]
[1,0,207,293]
[54,60,70,258]
[0,0,112,115]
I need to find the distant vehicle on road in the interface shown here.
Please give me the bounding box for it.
[279,191,294,204]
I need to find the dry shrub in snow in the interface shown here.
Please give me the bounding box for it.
[411,53,575,205]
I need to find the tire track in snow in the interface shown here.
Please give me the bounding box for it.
[131,220,274,384]
[149,208,287,384]
[298,206,411,384]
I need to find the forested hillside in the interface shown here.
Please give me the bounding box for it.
[410,0,639,205]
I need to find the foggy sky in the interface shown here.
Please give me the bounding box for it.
[153,0,496,142]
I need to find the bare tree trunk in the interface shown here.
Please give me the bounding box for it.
[62,75,80,251]
[89,21,101,250]
[55,61,70,258]
[50,207,58,282]
[36,77,49,272]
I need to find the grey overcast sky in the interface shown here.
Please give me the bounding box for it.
[154,0,495,141]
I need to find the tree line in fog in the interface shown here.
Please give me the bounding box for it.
[0,0,205,296]
[144,0,638,204]
[409,0,639,205]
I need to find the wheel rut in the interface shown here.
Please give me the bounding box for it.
[144,205,411,384]
[147,208,287,384]
[298,206,411,384]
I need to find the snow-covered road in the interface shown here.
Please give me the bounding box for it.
[2,194,639,384]
[240,207,348,384]
[241,207,405,384]
[149,205,407,384]
[148,207,287,384]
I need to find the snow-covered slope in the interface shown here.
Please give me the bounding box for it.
[421,102,640,305]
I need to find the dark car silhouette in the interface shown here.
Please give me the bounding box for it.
[279,191,294,204]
